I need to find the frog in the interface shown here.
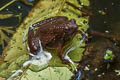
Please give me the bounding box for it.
[27,16,86,64]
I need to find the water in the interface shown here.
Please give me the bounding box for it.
[0,0,32,55]
[89,0,120,32]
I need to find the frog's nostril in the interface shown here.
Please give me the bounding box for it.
[73,24,78,28]
[70,19,76,24]
[65,26,69,30]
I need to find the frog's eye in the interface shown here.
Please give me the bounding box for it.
[64,26,70,33]
[65,26,69,30]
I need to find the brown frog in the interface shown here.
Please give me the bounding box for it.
[27,16,85,63]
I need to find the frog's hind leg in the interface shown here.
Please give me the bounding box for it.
[23,24,34,43]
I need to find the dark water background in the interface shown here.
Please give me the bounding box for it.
[89,0,120,32]
[87,0,120,43]
[0,0,32,26]
[0,0,33,54]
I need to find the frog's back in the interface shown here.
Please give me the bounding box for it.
[34,16,68,47]
[33,16,78,48]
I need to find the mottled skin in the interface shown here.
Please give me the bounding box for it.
[27,16,80,61]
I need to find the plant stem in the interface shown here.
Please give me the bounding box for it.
[0,0,17,11]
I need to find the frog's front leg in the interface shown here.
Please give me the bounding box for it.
[63,33,86,70]
[57,42,69,64]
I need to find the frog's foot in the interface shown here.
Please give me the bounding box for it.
[63,54,77,71]
[63,46,77,70]
[61,57,70,64]
[63,55,74,64]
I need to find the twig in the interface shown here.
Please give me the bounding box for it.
[66,1,92,16]
[88,30,120,41]
[57,0,66,15]
[0,0,17,11]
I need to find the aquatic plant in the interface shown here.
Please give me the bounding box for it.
[0,27,15,49]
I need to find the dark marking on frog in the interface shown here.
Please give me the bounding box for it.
[27,16,82,62]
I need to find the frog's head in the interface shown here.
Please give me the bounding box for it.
[64,19,78,36]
